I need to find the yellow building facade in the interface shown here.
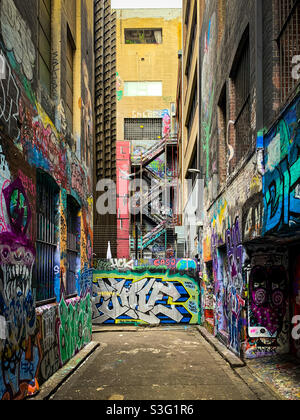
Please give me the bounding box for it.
[115,8,182,141]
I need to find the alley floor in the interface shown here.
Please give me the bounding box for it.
[45,326,279,401]
[247,354,300,400]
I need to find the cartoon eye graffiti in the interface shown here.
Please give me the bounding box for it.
[3,178,32,235]
[254,288,267,305]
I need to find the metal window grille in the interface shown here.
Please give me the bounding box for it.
[124,118,163,141]
[125,29,162,44]
[277,0,300,103]
[35,172,58,302]
[66,196,80,296]
[233,39,251,169]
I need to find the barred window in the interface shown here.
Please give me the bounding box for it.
[35,172,59,303]
[124,118,163,141]
[231,32,251,171]
[277,0,300,103]
[66,196,81,296]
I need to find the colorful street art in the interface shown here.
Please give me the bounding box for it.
[0,0,94,399]
[92,268,200,326]
[263,95,300,235]
[244,248,290,359]
[0,176,38,399]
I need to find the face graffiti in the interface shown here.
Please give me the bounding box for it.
[0,177,38,399]
[249,266,288,338]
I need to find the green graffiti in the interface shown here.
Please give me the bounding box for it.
[202,86,215,181]
[59,295,92,365]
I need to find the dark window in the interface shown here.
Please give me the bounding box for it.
[185,1,191,25]
[185,4,197,79]
[124,118,163,140]
[186,80,198,138]
[66,196,80,296]
[277,0,300,103]
[38,0,51,93]
[125,29,162,44]
[35,172,59,303]
[66,28,75,131]
[231,32,251,170]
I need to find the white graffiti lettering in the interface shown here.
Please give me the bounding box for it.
[92,277,184,325]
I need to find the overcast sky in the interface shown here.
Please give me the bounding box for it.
[111,0,182,9]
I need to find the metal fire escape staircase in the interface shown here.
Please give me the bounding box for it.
[131,136,177,251]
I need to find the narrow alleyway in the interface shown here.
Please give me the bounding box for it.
[48,327,278,401]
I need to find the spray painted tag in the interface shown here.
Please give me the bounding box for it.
[0,316,6,340]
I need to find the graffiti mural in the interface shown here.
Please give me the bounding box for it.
[0,0,36,81]
[92,268,200,326]
[58,295,92,366]
[244,248,290,359]
[263,95,300,235]
[0,177,39,400]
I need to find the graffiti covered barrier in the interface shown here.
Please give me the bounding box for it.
[92,268,200,326]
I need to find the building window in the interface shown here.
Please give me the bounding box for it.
[38,0,51,94]
[35,172,59,303]
[186,79,198,138]
[66,28,75,131]
[124,118,163,141]
[231,32,251,169]
[66,196,80,296]
[277,0,300,103]
[185,3,197,79]
[125,29,162,44]
[124,82,162,97]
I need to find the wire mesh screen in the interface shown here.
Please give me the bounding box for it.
[232,39,251,171]
[278,0,300,103]
[124,118,163,141]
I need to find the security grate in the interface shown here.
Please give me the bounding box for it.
[277,0,300,103]
[232,37,251,170]
[124,118,163,141]
[35,172,58,302]
[66,196,80,296]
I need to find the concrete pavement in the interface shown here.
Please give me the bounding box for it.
[32,326,279,401]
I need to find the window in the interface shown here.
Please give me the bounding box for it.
[231,31,251,169]
[66,28,75,130]
[66,196,80,296]
[187,145,198,188]
[277,0,300,103]
[124,82,162,97]
[125,29,162,44]
[38,0,51,93]
[35,172,59,303]
[185,4,197,79]
[186,80,198,138]
[124,118,163,141]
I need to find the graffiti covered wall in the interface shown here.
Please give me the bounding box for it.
[0,0,94,399]
[92,267,200,326]
[262,95,300,236]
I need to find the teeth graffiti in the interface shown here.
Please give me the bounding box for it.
[0,264,33,301]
